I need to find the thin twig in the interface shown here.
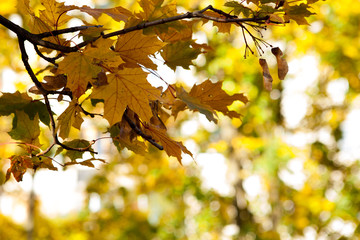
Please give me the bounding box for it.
[33,45,62,65]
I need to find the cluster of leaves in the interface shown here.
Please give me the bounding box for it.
[0,0,318,182]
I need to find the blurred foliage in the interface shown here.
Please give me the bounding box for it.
[1,0,360,239]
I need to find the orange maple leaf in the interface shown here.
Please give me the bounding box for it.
[145,124,192,164]
[189,80,248,118]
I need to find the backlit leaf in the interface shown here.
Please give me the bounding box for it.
[0,91,50,126]
[57,100,84,140]
[225,1,251,17]
[109,118,147,154]
[161,40,201,71]
[8,111,40,146]
[57,52,101,98]
[55,139,94,161]
[175,87,218,123]
[6,155,34,182]
[189,80,248,118]
[91,68,161,125]
[284,3,315,25]
[58,38,122,98]
[39,0,73,27]
[70,5,132,22]
[145,124,192,164]
[203,11,233,33]
[114,30,166,69]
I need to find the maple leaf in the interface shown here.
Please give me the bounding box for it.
[172,81,248,121]
[55,139,94,161]
[39,0,73,28]
[56,100,84,140]
[0,91,32,115]
[8,111,40,146]
[189,80,248,118]
[175,87,218,123]
[161,40,202,71]
[145,124,192,164]
[33,156,57,171]
[224,1,251,17]
[203,11,233,33]
[109,118,147,154]
[27,15,70,53]
[70,5,133,22]
[284,3,315,25]
[57,38,123,98]
[5,155,34,182]
[137,0,177,21]
[29,74,67,94]
[91,68,161,126]
[84,38,124,69]
[57,52,101,98]
[0,91,50,126]
[114,30,166,69]
[64,158,105,168]
[157,22,193,43]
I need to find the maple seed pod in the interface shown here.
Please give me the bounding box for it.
[271,47,289,80]
[259,58,273,91]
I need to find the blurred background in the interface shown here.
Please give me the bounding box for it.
[1,0,360,239]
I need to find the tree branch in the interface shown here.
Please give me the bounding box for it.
[103,5,269,38]
[123,112,164,150]
[35,25,103,38]
[1,5,270,53]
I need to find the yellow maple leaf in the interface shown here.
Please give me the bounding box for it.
[56,100,84,139]
[39,0,73,28]
[84,38,124,69]
[137,0,177,21]
[57,51,101,98]
[203,11,232,33]
[91,68,161,126]
[58,38,123,98]
[157,22,193,42]
[70,5,132,22]
[114,30,166,68]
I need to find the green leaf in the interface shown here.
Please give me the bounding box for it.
[0,91,50,126]
[284,3,315,25]
[161,40,201,71]
[8,111,40,146]
[55,139,94,161]
[0,91,32,116]
[24,101,50,126]
[224,1,251,17]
